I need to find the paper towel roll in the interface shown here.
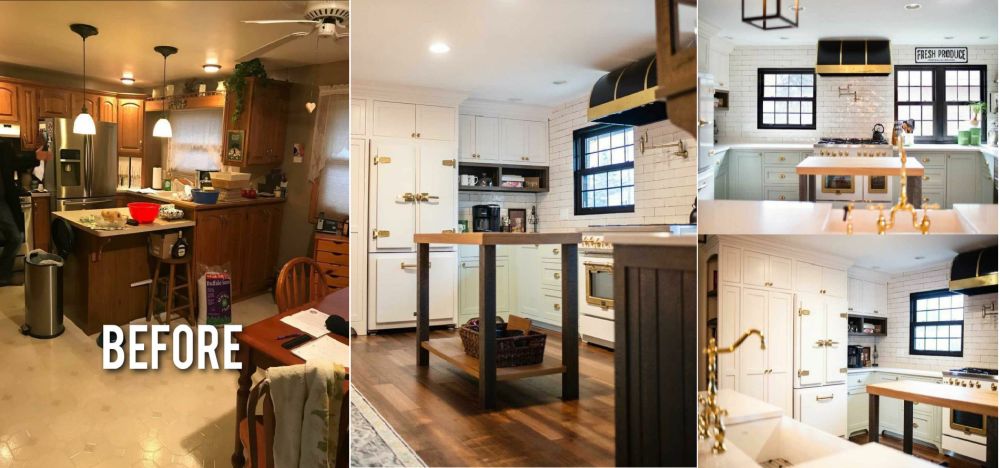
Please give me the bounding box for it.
[152,167,163,190]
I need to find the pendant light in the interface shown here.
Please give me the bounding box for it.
[70,24,98,135]
[742,0,799,30]
[152,45,178,138]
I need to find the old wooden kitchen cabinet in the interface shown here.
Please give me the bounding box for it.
[192,202,284,301]
[117,98,144,157]
[98,95,117,123]
[18,86,37,149]
[223,77,291,167]
[0,82,19,123]
[37,87,73,118]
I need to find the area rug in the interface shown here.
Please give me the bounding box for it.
[350,384,426,467]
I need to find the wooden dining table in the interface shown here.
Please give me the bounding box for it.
[230,287,350,467]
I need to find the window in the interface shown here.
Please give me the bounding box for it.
[573,124,635,215]
[757,68,816,130]
[165,108,223,175]
[909,289,964,357]
[895,65,987,143]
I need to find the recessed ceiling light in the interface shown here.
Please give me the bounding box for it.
[944,36,955,40]
[429,42,450,54]
[904,3,922,10]
[120,72,134,85]
[552,80,567,85]
[915,256,926,260]
[980,36,990,39]
[779,36,790,40]
[508,98,523,102]
[723,35,734,40]
[203,63,221,73]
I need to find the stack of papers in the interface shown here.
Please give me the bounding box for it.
[291,336,350,366]
[280,308,330,338]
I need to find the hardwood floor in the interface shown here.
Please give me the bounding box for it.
[351,328,615,467]
[850,431,984,468]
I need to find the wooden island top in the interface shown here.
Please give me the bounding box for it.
[867,380,998,416]
[413,231,581,245]
[796,156,925,176]
[53,207,194,238]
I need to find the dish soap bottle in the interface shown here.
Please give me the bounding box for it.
[872,345,879,367]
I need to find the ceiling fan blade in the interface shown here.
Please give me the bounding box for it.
[237,31,311,62]
[243,19,319,25]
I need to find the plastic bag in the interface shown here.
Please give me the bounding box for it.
[197,262,232,326]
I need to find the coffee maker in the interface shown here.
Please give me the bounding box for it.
[848,345,863,368]
[472,204,501,232]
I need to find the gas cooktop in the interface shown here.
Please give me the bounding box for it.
[942,367,999,380]
[816,137,891,146]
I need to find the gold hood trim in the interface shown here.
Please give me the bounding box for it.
[949,272,998,291]
[587,87,660,122]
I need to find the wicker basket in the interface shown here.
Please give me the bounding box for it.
[459,317,547,367]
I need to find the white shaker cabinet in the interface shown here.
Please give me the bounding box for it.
[794,293,848,387]
[458,257,510,324]
[848,277,887,317]
[369,251,457,326]
[794,384,848,437]
[730,152,763,200]
[795,261,847,297]
[946,153,979,207]
[743,250,792,290]
[499,118,548,165]
[350,98,367,136]
[738,287,793,415]
[373,100,455,141]
[459,114,501,162]
[416,104,456,141]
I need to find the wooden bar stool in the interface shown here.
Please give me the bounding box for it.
[148,256,196,326]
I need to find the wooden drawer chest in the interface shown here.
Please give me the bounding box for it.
[314,232,348,292]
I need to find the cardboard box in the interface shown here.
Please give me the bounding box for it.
[149,232,180,259]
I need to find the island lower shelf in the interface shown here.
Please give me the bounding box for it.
[421,336,566,381]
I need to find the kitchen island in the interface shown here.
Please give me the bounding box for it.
[53,208,195,334]
[796,156,925,206]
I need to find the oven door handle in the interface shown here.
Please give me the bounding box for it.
[583,261,614,271]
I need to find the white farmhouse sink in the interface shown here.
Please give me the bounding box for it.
[821,208,975,234]
[726,416,855,466]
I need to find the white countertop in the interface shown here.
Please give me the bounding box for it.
[713,142,998,156]
[952,204,999,234]
[847,367,944,379]
[698,200,832,234]
[603,232,697,247]
[796,443,937,468]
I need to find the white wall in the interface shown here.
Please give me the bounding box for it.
[535,95,696,231]
[717,45,999,143]
[850,262,998,371]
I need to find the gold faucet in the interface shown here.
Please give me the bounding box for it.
[842,140,938,234]
[700,329,767,454]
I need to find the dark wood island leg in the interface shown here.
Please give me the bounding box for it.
[799,174,810,202]
[988,416,997,468]
[903,400,913,454]
[416,243,430,366]
[907,176,922,208]
[561,243,579,400]
[479,245,497,409]
[232,347,256,467]
[868,394,880,444]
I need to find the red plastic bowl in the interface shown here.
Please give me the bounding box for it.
[127,202,160,224]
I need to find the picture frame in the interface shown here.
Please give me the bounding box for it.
[225,130,245,162]
[508,208,527,233]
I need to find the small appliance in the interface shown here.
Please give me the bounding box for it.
[813,136,894,203]
[941,367,998,462]
[471,204,501,232]
[847,345,863,368]
[196,170,217,189]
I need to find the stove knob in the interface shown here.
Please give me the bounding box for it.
[962,381,968,387]
[976,382,982,389]
[992,383,997,391]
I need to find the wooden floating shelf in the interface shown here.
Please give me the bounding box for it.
[459,186,549,193]
[421,336,566,381]
[849,332,887,337]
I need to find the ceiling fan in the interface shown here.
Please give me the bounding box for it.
[238,1,349,62]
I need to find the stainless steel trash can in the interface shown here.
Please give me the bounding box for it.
[21,250,65,339]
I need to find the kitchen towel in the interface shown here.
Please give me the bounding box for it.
[152,167,163,190]
[268,363,347,468]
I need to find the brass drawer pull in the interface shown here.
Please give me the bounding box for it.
[552,248,560,255]
[400,262,430,269]
[816,395,834,401]
[553,303,561,311]
[553,272,561,279]
[923,175,930,181]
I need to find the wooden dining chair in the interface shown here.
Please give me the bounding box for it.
[242,379,350,468]
[276,257,330,311]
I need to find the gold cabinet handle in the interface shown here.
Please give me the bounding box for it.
[922,157,930,162]
[401,192,416,202]
[552,248,560,255]
[923,176,930,181]
[778,195,786,200]
[554,272,561,279]
[553,303,561,310]
[913,422,919,428]
[816,395,834,401]
[779,173,786,179]
[815,340,827,347]
[779,156,786,161]
[400,262,430,269]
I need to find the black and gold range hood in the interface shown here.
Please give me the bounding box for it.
[816,39,892,76]
[587,54,667,126]
[949,246,998,296]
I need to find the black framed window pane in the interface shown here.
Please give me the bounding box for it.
[895,65,987,143]
[910,290,964,356]
[758,68,816,130]
[574,123,636,215]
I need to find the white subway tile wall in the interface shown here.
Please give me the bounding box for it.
[717,45,999,143]
[849,262,998,372]
[535,95,696,231]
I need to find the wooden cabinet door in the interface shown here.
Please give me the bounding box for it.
[31,196,50,252]
[499,118,527,163]
[474,116,500,162]
[117,98,144,156]
[98,96,117,123]
[822,267,848,298]
[0,82,19,123]
[37,88,72,118]
[370,138,416,249]
[796,261,822,294]
[372,101,415,138]
[71,92,99,119]
[415,104,455,141]
[194,210,243,298]
[18,86,37,150]
[241,205,282,295]
[416,140,457,235]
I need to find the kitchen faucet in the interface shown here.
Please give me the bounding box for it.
[841,139,939,234]
[699,329,766,454]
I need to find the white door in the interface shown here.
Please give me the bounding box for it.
[738,287,768,402]
[475,116,500,161]
[416,141,457,235]
[350,98,367,136]
[796,293,826,387]
[458,257,510,323]
[768,255,793,290]
[429,251,458,321]
[458,114,476,161]
[825,297,848,384]
[718,283,741,390]
[415,105,456,141]
[796,261,822,294]
[768,291,793,414]
[373,101,416,138]
[500,118,528,163]
[742,250,768,288]
[847,387,869,435]
[525,120,548,164]
[847,277,863,314]
[372,254,417,324]
[796,385,848,437]
[371,139,416,250]
[822,267,848,297]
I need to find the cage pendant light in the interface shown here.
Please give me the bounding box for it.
[152,46,178,138]
[742,0,800,30]
[70,24,98,135]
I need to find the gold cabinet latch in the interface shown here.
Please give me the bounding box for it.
[373,156,391,165]
[371,229,390,239]
[798,308,811,316]
[798,369,810,377]
[441,159,456,167]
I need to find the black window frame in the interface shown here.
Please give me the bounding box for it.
[573,123,636,216]
[894,64,988,144]
[757,68,817,130]
[908,289,965,357]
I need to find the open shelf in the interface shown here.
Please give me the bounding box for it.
[848,314,887,337]
[459,162,549,193]
[421,336,566,381]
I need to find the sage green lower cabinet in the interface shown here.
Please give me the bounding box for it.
[714,152,730,200]
[946,153,979,208]
[729,152,763,200]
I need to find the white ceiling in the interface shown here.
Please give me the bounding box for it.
[760,235,997,274]
[701,0,997,46]
[0,1,348,88]
[351,0,676,106]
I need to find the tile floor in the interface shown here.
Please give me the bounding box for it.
[0,283,277,467]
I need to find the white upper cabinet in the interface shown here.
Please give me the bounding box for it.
[743,250,792,290]
[822,268,848,298]
[500,118,528,163]
[459,114,501,162]
[458,114,474,160]
[459,111,547,166]
[847,276,888,317]
[373,100,456,140]
[525,120,548,164]
[351,98,367,136]
[795,261,847,297]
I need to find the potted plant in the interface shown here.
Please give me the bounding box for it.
[224,59,268,124]
[969,101,986,127]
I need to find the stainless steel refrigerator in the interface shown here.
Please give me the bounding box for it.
[41,118,118,211]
